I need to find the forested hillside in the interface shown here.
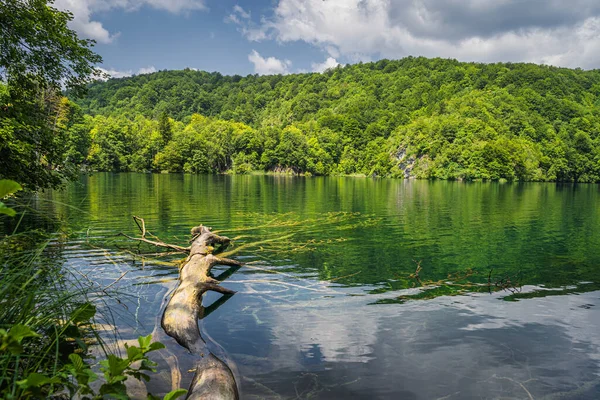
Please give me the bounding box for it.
[72,57,600,181]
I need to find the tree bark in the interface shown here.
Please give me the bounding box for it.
[130,224,243,399]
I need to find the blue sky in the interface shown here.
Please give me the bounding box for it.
[90,0,324,76]
[54,0,600,78]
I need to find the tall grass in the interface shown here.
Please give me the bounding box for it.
[0,208,109,398]
[0,187,186,400]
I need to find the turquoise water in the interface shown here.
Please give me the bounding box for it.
[23,174,600,398]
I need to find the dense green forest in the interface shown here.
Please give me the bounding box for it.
[3,57,594,183]
[69,58,600,182]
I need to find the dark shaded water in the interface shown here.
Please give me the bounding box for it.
[28,174,600,398]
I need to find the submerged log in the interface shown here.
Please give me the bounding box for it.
[124,221,243,399]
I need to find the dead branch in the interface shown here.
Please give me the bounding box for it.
[124,221,243,399]
[133,215,147,237]
[118,232,190,253]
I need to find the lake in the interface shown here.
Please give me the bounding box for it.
[30,174,600,399]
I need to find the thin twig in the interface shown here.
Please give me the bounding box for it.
[133,215,146,238]
[118,233,189,253]
[104,270,130,290]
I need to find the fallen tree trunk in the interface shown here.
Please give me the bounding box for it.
[162,225,242,400]
[125,221,243,399]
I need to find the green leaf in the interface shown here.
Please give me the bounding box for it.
[99,381,129,399]
[148,342,166,352]
[101,354,128,378]
[17,373,61,389]
[74,337,88,351]
[108,375,127,384]
[137,334,152,349]
[7,324,39,341]
[70,302,96,324]
[0,202,16,217]
[68,353,85,371]
[84,368,98,382]
[0,180,22,198]
[163,389,188,400]
[67,354,98,390]
[0,324,40,355]
[126,344,142,361]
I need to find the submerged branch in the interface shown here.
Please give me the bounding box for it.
[118,232,190,253]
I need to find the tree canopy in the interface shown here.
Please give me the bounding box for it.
[0,0,102,190]
[71,58,600,182]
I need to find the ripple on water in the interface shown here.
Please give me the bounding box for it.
[16,174,600,399]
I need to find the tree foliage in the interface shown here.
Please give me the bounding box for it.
[0,0,102,190]
[72,58,600,181]
[73,57,600,181]
[0,0,102,94]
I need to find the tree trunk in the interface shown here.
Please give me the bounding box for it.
[158,225,243,400]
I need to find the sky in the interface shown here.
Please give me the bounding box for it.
[53,0,600,78]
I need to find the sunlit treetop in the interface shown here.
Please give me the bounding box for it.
[0,0,102,96]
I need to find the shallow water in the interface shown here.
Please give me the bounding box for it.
[27,174,600,398]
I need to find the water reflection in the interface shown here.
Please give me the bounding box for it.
[5,174,600,399]
[213,288,600,399]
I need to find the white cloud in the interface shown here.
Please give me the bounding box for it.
[54,0,115,43]
[248,50,291,75]
[248,0,600,69]
[226,5,250,25]
[226,5,267,41]
[232,5,251,20]
[137,66,157,75]
[138,0,207,14]
[54,0,207,44]
[311,57,340,73]
[97,67,133,79]
[97,65,158,80]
